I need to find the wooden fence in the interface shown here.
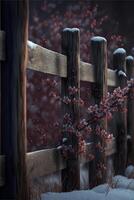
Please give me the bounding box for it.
[26,29,134,198]
[0,1,134,199]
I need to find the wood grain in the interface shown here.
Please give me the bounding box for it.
[0,31,5,61]
[26,138,116,179]
[113,48,127,175]
[0,1,28,199]
[91,36,108,185]
[61,28,81,191]
[0,155,5,187]
[28,41,118,86]
[27,148,66,177]
[126,56,134,163]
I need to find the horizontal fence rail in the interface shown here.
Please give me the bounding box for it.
[26,138,116,179]
[27,41,118,87]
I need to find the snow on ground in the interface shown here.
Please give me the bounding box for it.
[92,184,109,193]
[41,189,134,200]
[113,175,134,190]
[125,165,134,178]
[41,165,134,200]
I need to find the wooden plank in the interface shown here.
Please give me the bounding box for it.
[80,61,117,86]
[113,48,127,175]
[28,40,67,77]
[61,28,81,191]
[0,1,28,199]
[27,41,118,86]
[91,36,108,185]
[0,1,2,173]
[79,142,94,163]
[0,31,5,61]
[80,61,94,82]
[108,69,117,87]
[126,56,134,163]
[105,138,116,156]
[29,171,62,200]
[0,155,5,187]
[27,148,66,177]
[26,138,116,178]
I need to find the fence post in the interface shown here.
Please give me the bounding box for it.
[61,28,80,191]
[90,36,108,185]
[113,48,127,175]
[0,1,29,199]
[0,31,5,188]
[126,56,134,163]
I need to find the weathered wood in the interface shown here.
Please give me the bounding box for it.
[105,138,116,156]
[0,31,5,61]
[113,48,127,175]
[26,138,116,179]
[0,0,28,199]
[91,36,108,185]
[0,2,2,178]
[0,155,5,187]
[29,171,62,200]
[126,56,134,163]
[27,148,66,177]
[28,41,118,86]
[28,40,67,77]
[108,69,118,87]
[61,28,80,191]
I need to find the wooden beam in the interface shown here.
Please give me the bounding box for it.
[27,41,118,87]
[1,0,28,199]
[27,148,66,178]
[28,40,67,77]
[113,48,127,175]
[26,138,116,179]
[0,155,5,187]
[126,56,134,163]
[105,138,116,156]
[91,36,108,185]
[61,28,81,191]
[0,31,5,61]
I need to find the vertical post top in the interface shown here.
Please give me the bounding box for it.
[126,55,134,79]
[113,48,126,55]
[63,28,80,33]
[91,36,107,43]
[126,55,134,64]
[113,48,126,72]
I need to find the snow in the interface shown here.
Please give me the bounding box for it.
[41,189,134,200]
[41,166,134,200]
[126,56,134,61]
[125,165,134,178]
[113,48,126,55]
[91,36,106,42]
[27,40,38,49]
[117,70,127,77]
[92,184,109,193]
[63,28,79,32]
[113,175,134,190]
[114,69,127,77]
